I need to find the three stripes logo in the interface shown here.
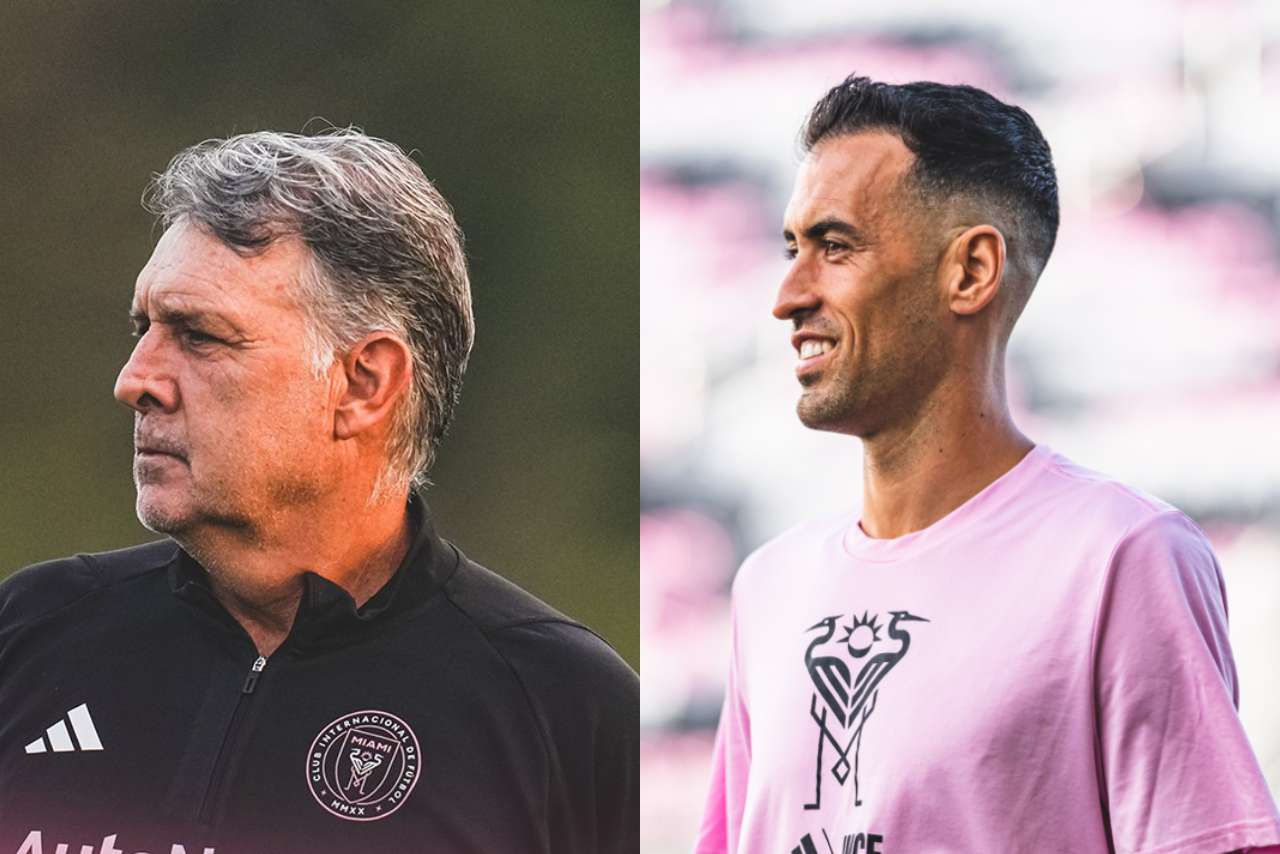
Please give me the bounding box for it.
[791,831,885,854]
[24,703,104,754]
[792,834,824,854]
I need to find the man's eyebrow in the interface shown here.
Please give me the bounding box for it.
[783,218,867,245]
[128,304,236,330]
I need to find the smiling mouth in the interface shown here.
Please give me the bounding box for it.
[795,338,838,377]
[798,339,834,360]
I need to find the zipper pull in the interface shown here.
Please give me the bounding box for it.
[242,655,267,694]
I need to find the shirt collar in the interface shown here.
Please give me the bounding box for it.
[168,486,457,655]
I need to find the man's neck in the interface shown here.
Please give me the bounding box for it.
[180,490,413,657]
[858,379,1032,540]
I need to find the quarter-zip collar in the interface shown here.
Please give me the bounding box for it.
[167,486,458,655]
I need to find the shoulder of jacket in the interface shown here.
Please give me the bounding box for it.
[0,539,178,631]
[441,547,577,630]
[441,548,637,689]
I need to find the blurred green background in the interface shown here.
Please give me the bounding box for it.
[0,1,637,668]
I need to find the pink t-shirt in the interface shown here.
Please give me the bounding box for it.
[695,445,1280,854]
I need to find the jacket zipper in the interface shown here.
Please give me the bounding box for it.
[197,655,268,824]
[242,655,267,693]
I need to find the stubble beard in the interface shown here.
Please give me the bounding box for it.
[796,368,862,434]
[136,456,332,544]
[133,458,194,535]
[136,493,194,537]
[134,460,254,538]
[793,343,930,439]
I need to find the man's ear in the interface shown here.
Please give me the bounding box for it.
[332,332,413,440]
[944,224,1005,317]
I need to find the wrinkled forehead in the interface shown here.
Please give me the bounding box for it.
[132,220,308,320]
[783,131,915,234]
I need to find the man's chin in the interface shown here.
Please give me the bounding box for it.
[796,389,838,427]
[796,390,861,435]
[135,488,193,535]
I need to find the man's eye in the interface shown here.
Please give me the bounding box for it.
[183,330,220,346]
[783,247,798,260]
[822,240,848,255]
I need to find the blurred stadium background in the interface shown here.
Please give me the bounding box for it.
[641,0,1280,850]
[0,2,637,668]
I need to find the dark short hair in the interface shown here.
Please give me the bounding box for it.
[803,75,1059,284]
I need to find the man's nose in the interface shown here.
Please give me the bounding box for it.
[113,334,179,414]
[772,256,821,322]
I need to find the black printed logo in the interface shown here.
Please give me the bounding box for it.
[804,609,928,810]
[791,830,885,854]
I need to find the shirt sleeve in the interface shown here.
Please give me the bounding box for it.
[486,621,639,854]
[694,600,751,854]
[1093,510,1280,854]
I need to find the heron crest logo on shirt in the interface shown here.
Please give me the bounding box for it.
[803,609,928,811]
[306,710,421,822]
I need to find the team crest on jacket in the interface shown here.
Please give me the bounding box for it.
[804,609,928,810]
[307,710,421,821]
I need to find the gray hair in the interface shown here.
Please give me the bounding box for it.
[142,128,475,498]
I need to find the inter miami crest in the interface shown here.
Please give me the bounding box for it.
[307,710,421,821]
[803,609,928,810]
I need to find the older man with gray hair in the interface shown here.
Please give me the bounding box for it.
[0,129,638,854]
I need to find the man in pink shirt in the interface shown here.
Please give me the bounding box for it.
[694,75,1280,854]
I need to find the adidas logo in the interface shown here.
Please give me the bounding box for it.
[24,703,103,754]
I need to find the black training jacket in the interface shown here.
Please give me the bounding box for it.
[0,491,639,854]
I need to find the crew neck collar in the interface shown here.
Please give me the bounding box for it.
[169,486,458,654]
[841,444,1051,564]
